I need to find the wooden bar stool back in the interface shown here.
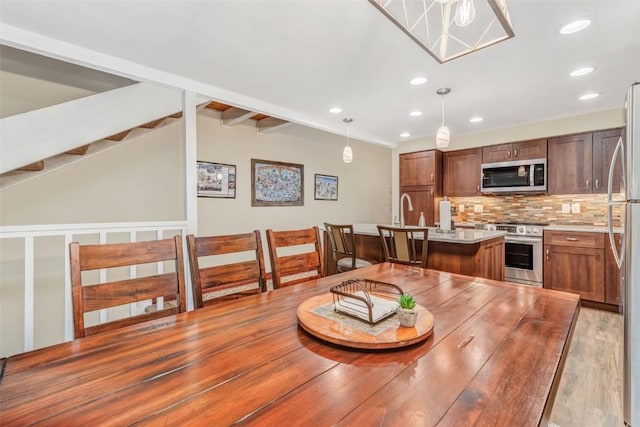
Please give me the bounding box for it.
[324,222,373,272]
[186,231,266,308]
[266,226,324,289]
[377,225,429,268]
[70,235,187,339]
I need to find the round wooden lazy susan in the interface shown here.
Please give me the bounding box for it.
[297,293,434,350]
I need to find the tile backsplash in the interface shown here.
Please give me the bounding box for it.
[449,194,621,227]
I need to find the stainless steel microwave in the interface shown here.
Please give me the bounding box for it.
[481,158,547,194]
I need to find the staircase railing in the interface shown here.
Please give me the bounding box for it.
[0,221,190,357]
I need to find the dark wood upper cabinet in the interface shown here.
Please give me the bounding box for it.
[593,128,624,194]
[443,148,482,197]
[399,150,441,187]
[548,128,624,195]
[482,139,547,163]
[548,132,593,194]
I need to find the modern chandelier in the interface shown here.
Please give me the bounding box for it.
[368,0,514,63]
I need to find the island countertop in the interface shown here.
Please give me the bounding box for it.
[351,223,507,244]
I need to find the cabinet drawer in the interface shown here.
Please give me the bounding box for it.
[544,231,604,248]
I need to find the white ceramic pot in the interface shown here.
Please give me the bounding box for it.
[397,307,417,327]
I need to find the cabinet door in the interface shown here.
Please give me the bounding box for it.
[605,232,622,305]
[593,128,624,194]
[548,133,593,194]
[443,148,482,197]
[400,151,439,187]
[513,139,547,160]
[543,244,605,302]
[399,187,435,226]
[482,144,513,163]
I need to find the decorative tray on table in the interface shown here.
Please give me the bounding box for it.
[329,279,402,324]
[297,278,434,350]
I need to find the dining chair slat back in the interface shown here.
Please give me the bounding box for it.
[70,236,187,339]
[324,223,373,272]
[266,226,324,289]
[377,225,429,268]
[186,231,266,309]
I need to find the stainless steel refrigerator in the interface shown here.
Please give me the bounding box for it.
[608,81,640,427]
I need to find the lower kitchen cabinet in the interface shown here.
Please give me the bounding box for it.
[543,230,622,309]
[605,232,622,306]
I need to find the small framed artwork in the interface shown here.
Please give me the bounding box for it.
[197,161,236,198]
[251,159,304,206]
[314,174,338,201]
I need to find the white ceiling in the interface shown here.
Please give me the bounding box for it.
[1,0,639,148]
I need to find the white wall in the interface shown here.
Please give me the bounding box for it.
[196,109,392,238]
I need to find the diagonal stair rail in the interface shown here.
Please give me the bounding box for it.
[0,82,183,174]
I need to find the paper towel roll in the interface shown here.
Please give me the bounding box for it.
[440,198,451,231]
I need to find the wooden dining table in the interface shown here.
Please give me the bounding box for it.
[0,263,579,426]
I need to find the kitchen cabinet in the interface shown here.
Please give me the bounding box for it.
[605,232,622,306]
[593,128,624,194]
[543,230,605,303]
[398,187,436,227]
[548,128,623,195]
[399,150,441,186]
[443,148,482,197]
[482,139,547,163]
[548,132,593,194]
[399,150,442,226]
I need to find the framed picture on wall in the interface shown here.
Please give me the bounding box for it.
[251,159,304,206]
[197,161,236,198]
[314,174,338,201]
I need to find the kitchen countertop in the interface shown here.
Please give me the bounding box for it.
[352,224,507,244]
[544,224,623,233]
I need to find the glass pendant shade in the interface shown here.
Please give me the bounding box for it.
[436,125,450,148]
[343,145,353,163]
[455,0,476,27]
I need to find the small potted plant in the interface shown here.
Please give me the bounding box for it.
[397,294,417,327]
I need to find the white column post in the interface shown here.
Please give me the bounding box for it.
[182,90,197,311]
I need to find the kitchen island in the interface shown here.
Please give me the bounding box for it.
[325,223,506,280]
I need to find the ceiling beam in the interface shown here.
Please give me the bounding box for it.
[257,117,291,134]
[221,107,255,127]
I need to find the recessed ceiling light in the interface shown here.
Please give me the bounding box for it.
[570,67,595,77]
[410,77,427,86]
[329,107,342,114]
[469,116,483,123]
[409,110,423,117]
[400,132,411,138]
[559,18,592,35]
[579,92,600,101]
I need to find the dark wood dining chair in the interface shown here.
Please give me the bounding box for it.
[377,225,429,268]
[324,222,373,273]
[266,226,324,289]
[70,235,187,339]
[186,231,266,308]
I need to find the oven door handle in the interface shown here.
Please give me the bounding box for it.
[505,237,542,244]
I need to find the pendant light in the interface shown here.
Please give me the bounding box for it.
[455,0,476,27]
[342,118,353,163]
[436,88,451,148]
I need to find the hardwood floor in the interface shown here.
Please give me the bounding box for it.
[549,307,623,427]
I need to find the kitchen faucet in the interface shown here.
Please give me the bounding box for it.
[399,193,414,228]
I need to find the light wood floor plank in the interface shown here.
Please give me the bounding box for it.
[549,307,623,427]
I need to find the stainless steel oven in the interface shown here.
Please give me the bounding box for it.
[476,222,545,287]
